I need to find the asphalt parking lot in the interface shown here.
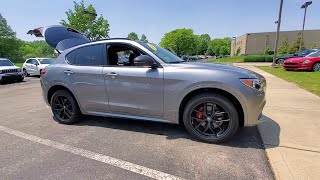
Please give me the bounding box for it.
[0,77,274,180]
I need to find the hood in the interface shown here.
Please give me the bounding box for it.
[0,65,20,71]
[285,57,319,63]
[278,54,294,59]
[170,62,263,79]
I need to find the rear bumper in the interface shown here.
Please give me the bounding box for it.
[0,73,23,82]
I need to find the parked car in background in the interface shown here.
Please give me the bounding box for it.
[0,58,24,83]
[283,50,320,72]
[276,49,319,65]
[28,25,266,143]
[22,58,54,76]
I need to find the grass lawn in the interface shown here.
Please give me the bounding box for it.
[14,63,23,68]
[208,56,244,63]
[258,66,320,96]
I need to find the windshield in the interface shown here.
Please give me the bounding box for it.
[0,59,14,66]
[306,51,320,57]
[297,49,314,56]
[39,59,53,64]
[140,43,184,63]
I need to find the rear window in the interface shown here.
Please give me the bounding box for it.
[66,44,105,66]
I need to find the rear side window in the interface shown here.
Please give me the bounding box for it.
[66,44,105,66]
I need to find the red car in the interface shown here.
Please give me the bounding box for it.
[283,51,320,72]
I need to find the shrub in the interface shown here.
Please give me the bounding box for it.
[243,55,273,62]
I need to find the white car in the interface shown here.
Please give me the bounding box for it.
[22,58,54,76]
[0,58,24,82]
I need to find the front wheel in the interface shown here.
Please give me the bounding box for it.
[23,69,29,77]
[313,62,320,72]
[50,90,81,124]
[183,93,239,143]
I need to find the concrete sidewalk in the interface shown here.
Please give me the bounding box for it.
[235,63,320,180]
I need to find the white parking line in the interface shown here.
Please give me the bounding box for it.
[0,125,185,180]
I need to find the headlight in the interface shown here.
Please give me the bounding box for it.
[17,69,21,72]
[0,70,2,74]
[240,79,264,91]
[302,60,311,64]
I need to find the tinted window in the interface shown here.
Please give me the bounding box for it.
[26,59,32,63]
[68,44,104,66]
[66,50,76,64]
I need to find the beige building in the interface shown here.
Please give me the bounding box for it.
[230,29,320,56]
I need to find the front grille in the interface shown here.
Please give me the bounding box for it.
[1,69,18,74]
[284,63,298,66]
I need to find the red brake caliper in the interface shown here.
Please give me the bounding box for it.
[195,106,206,126]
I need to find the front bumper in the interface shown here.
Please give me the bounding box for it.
[283,63,312,71]
[0,73,23,82]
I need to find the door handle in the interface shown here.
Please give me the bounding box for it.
[106,72,119,76]
[64,70,74,75]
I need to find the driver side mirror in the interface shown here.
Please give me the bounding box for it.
[133,55,158,68]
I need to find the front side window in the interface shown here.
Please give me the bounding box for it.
[30,59,38,65]
[140,43,183,63]
[297,49,314,56]
[106,43,148,66]
[66,44,105,66]
[0,59,14,66]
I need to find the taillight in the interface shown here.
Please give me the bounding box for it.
[41,69,46,75]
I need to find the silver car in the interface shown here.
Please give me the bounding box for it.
[29,26,266,143]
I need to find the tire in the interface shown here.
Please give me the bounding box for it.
[183,93,239,143]
[277,59,284,65]
[312,62,320,72]
[50,90,81,125]
[17,76,24,82]
[23,69,29,77]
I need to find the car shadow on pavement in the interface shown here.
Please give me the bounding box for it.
[258,115,280,149]
[71,115,279,149]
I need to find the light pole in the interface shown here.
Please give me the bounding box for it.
[271,0,284,67]
[299,1,312,51]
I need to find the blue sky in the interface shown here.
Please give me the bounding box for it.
[1,0,319,43]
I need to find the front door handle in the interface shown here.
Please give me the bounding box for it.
[64,70,74,75]
[106,72,119,76]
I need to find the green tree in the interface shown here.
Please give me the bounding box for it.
[60,1,110,41]
[197,34,211,55]
[127,32,139,40]
[140,34,147,41]
[19,41,55,58]
[310,43,318,49]
[278,38,289,55]
[0,13,23,61]
[159,28,197,56]
[264,47,270,55]
[288,34,305,54]
[207,38,231,56]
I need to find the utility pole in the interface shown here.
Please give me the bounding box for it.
[299,1,312,51]
[271,0,283,67]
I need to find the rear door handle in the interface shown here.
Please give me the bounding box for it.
[106,72,119,76]
[64,70,74,75]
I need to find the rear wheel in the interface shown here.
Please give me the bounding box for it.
[183,93,239,143]
[313,62,320,72]
[50,90,81,124]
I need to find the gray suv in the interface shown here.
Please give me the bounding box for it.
[29,26,266,143]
